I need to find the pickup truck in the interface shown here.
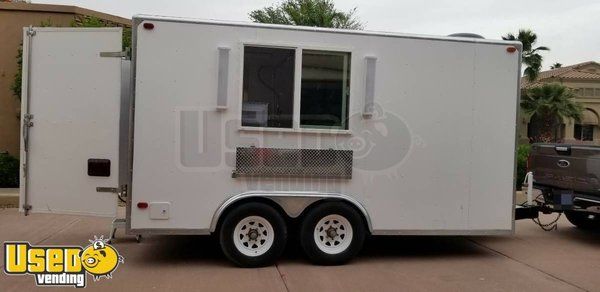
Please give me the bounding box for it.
[529,143,600,230]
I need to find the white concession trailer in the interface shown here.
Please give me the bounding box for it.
[19,15,522,266]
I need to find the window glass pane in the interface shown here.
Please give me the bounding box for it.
[575,124,594,141]
[595,88,600,96]
[242,46,295,128]
[583,125,594,141]
[300,50,350,129]
[575,124,582,140]
[584,88,594,96]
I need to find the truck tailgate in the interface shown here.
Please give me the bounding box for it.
[531,144,600,194]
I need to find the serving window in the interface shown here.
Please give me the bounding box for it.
[241,45,351,131]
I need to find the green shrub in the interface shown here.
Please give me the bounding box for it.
[516,144,531,189]
[10,46,22,99]
[0,153,19,188]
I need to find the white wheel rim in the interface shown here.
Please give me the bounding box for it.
[313,214,353,255]
[233,216,275,257]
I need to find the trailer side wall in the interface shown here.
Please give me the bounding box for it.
[130,17,520,234]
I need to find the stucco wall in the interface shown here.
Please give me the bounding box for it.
[519,66,600,145]
[563,79,600,144]
[0,11,76,155]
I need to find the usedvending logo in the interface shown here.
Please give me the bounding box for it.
[4,236,124,288]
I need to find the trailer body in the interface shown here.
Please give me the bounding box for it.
[20,16,521,239]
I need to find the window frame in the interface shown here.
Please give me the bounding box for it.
[238,41,353,135]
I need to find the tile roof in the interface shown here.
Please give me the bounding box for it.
[521,61,600,88]
[557,70,600,80]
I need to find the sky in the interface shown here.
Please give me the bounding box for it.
[35,0,600,69]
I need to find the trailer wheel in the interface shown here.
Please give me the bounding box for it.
[300,202,366,265]
[564,211,599,230]
[219,202,287,267]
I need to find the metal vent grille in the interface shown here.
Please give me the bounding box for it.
[234,147,353,179]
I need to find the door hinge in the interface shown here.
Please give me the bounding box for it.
[24,114,34,127]
[26,26,36,37]
[99,51,128,58]
[96,184,127,197]
[96,187,118,193]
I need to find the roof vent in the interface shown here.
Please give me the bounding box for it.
[448,33,484,39]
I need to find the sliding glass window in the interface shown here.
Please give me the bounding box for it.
[241,46,351,130]
[242,46,295,128]
[300,50,350,130]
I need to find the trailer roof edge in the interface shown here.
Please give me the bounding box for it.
[132,14,522,48]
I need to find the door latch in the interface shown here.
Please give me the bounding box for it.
[22,114,34,152]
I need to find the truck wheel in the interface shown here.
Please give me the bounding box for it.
[219,202,287,267]
[564,211,599,230]
[300,202,366,265]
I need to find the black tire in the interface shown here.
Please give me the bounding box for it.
[564,211,599,230]
[300,202,366,265]
[219,202,287,267]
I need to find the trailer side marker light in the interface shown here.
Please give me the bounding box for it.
[143,23,154,30]
[506,46,517,53]
[137,202,149,209]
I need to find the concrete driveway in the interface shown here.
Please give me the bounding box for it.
[0,208,598,291]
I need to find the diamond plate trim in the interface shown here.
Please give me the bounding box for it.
[234,147,353,179]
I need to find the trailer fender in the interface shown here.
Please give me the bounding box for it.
[210,191,373,233]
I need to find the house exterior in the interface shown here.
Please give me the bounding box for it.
[519,61,600,144]
[0,2,131,156]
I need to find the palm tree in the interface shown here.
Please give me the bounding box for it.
[521,83,583,142]
[550,63,562,69]
[502,29,549,82]
[249,0,364,30]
